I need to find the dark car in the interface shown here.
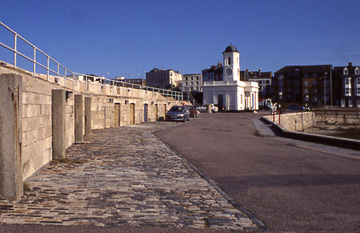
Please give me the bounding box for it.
[166,106,190,122]
[185,105,198,118]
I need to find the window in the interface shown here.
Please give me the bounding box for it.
[345,88,351,96]
[313,88,317,94]
[305,88,308,94]
[340,99,345,107]
[312,80,318,86]
[305,95,309,102]
[344,67,348,75]
[355,67,360,75]
[304,81,308,86]
[349,99,353,107]
[345,78,351,87]
[228,57,232,65]
[357,87,360,96]
[357,78,360,86]
[357,100,360,108]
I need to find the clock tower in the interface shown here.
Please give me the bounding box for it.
[223,43,240,82]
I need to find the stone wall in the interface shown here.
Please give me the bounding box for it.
[0,63,184,199]
[22,73,53,180]
[312,109,360,126]
[263,112,316,132]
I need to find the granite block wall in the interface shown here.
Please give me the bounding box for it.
[0,63,183,196]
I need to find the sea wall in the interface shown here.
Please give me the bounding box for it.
[0,63,183,199]
[262,112,316,132]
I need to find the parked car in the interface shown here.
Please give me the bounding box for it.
[185,105,198,118]
[196,106,207,113]
[166,106,190,122]
[196,104,218,113]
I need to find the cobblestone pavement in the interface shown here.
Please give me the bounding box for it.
[0,122,257,231]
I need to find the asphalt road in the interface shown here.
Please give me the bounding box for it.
[155,112,360,233]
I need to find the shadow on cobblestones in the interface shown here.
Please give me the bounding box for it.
[0,122,258,231]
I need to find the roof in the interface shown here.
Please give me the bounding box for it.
[147,68,181,73]
[301,65,332,73]
[274,66,301,74]
[274,65,332,74]
[240,70,273,80]
[334,62,359,73]
[223,43,238,53]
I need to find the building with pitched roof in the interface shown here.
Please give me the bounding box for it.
[333,62,360,108]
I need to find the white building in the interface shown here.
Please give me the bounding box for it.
[203,44,259,111]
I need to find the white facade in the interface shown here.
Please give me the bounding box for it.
[146,68,183,89]
[203,44,259,111]
[183,74,203,92]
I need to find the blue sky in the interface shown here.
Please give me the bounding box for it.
[1,0,360,79]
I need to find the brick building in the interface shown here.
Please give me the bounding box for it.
[272,65,332,106]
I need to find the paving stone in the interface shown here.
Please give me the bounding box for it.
[0,122,258,230]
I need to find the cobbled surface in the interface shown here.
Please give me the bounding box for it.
[0,122,257,231]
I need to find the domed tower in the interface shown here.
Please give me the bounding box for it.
[223,43,240,82]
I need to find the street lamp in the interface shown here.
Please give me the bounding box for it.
[324,67,333,108]
[330,66,333,109]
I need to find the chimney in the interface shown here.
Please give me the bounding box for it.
[348,62,353,67]
[258,68,261,76]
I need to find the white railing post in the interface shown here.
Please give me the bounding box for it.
[33,47,36,76]
[47,56,49,81]
[14,34,17,68]
[64,69,67,86]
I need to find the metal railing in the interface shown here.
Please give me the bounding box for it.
[0,21,183,100]
[183,92,201,107]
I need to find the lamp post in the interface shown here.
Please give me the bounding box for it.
[330,66,333,109]
[324,67,333,108]
[324,72,327,106]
